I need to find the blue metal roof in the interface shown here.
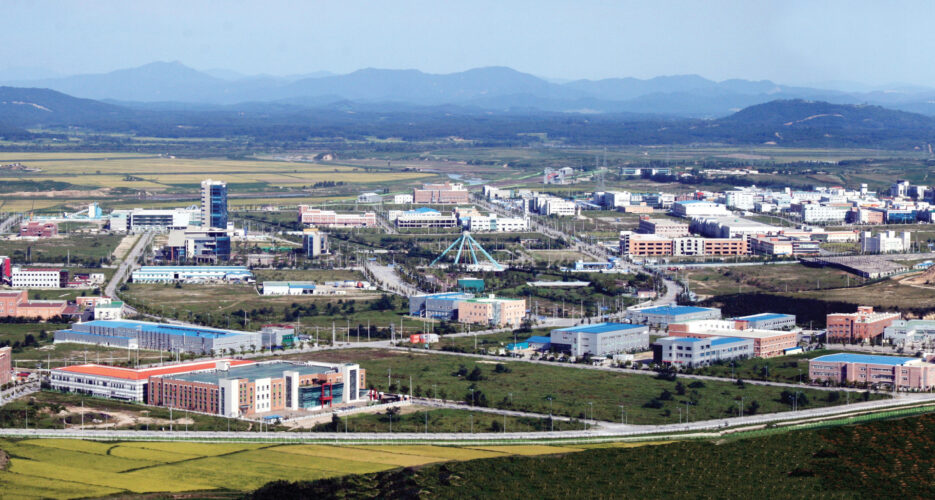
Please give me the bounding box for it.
[525,336,551,344]
[668,336,703,343]
[737,313,795,321]
[554,322,645,334]
[638,305,716,316]
[78,320,252,339]
[812,353,919,366]
[710,337,748,346]
[408,207,440,214]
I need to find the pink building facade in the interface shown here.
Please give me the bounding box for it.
[809,353,935,390]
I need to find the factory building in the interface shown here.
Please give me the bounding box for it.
[670,200,731,218]
[653,336,754,367]
[393,194,414,204]
[733,313,797,330]
[809,353,935,390]
[826,306,901,343]
[637,218,690,238]
[54,320,263,354]
[162,227,231,261]
[463,214,529,232]
[49,359,254,402]
[298,207,377,228]
[0,290,67,319]
[408,292,475,320]
[457,295,526,328]
[550,323,649,357]
[667,320,798,358]
[389,208,459,228]
[19,221,58,238]
[149,361,365,417]
[885,320,935,345]
[131,265,253,284]
[626,305,722,327]
[10,267,69,289]
[111,208,198,233]
[619,232,673,256]
[859,231,911,254]
[413,182,470,204]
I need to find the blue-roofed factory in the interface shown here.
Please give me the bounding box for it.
[409,292,474,320]
[54,319,262,354]
[734,312,796,330]
[626,304,722,326]
[550,322,649,357]
[131,265,254,284]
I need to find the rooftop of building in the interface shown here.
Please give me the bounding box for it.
[135,265,249,272]
[463,295,523,303]
[72,320,255,339]
[735,313,795,322]
[554,322,645,334]
[710,337,750,346]
[635,305,718,316]
[55,359,254,381]
[525,335,551,344]
[811,353,921,366]
[163,361,341,384]
[417,292,474,299]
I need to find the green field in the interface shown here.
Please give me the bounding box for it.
[0,234,122,266]
[684,263,859,296]
[278,349,881,424]
[257,410,935,499]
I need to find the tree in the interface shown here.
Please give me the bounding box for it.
[748,400,760,415]
[466,366,485,382]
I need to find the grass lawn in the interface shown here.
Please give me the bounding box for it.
[689,349,865,384]
[684,263,858,296]
[0,234,123,265]
[790,275,935,311]
[314,406,580,433]
[278,348,881,424]
[252,268,366,282]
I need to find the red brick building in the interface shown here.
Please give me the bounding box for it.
[0,289,66,319]
[19,221,58,238]
[413,182,470,204]
[0,346,11,386]
[826,306,901,343]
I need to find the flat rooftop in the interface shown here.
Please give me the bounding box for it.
[812,353,921,366]
[55,359,254,381]
[736,313,795,321]
[554,323,645,334]
[636,305,717,316]
[164,362,338,384]
[75,320,255,339]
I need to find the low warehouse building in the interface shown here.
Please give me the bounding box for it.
[54,320,262,354]
[408,292,475,320]
[131,266,254,284]
[668,320,797,358]
[550,323,649,357]
[733,313,797,330]
[653,336,754,367]
[626,305,722,327]
[809,353,935,390]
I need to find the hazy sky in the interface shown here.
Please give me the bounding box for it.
[3,0,933,86]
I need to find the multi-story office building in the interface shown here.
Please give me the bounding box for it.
[389,208,459,228]
[149,361,365,417]
[637,218,690,238]
[201,179,228,229]
[298,207,377,228]
[885,319,935,345]
[826,306,901,343]
[550,323,649,356]
[463,214,528,232]
[11,267,68,289]
[809,353,935,390]
[54,320,263,354]
[303,230,328,258]
[112,208,198,232]
[653,336,754,367]
[798,203,847,223]
[619,231,673,256]
[457,295,526,327]
[163,227,231,261]
[50,359,255,402]
[860,230,911,253]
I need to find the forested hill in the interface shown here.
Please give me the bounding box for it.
[1,87,934,149]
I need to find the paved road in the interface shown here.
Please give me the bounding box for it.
[2,393,931,442]
[0,213,22,234]
[365,261,423,296]
[106,232,152,297]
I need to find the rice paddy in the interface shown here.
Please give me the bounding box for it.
[0,438,584,499]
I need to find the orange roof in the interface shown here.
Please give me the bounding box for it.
[56,359,254,380]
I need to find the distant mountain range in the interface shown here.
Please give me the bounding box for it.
[3,83,934,149]
[6,61,935,118]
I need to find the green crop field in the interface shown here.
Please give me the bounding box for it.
[253,410,935,499]
[0,437,582,499]
[278,348,882,424]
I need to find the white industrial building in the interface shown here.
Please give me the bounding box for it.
[389,208,459,228]
[11,267,68,288]
[670,200,732,218]
[798,204,847,223]
[653,336,754,367]
[110,207,199,233]
[393,194,414,204]
[464,214,529,232]
[860,230,911,253]
[550,323,649,357]
[131,266,254,284]
[725,190,756,210]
